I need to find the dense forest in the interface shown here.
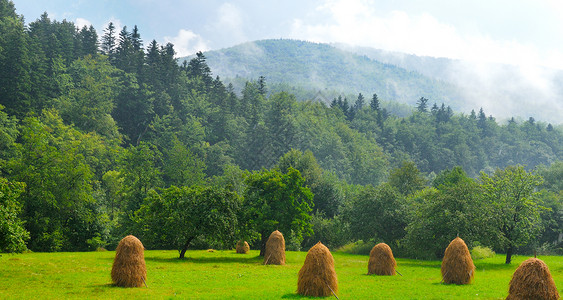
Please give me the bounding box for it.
[0,1,561,261]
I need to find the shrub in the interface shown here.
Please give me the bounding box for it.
[336,240,373,255]
[470,245,495,260]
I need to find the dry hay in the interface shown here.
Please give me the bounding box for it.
[368,243,396,275]
[506,257,560,300]
[441,237,475,285]
[111,235,147,288]
[297,242,338,297]
[236,240,250,254]
[263,230,285,265]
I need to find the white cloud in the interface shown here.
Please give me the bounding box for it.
[102,18,124,34]
[290,0,563,69]
[208,3,246,45]
[74,17,91,29]
[164,29,209,57]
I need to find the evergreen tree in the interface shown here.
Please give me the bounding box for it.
[370,93,380,111]
[354,93,365,111]
[416,97,429,112]
[101,22,116,61]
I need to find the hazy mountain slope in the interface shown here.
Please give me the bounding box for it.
[183,39,465,108]
[182,39,562,123]
[335,44,563,124]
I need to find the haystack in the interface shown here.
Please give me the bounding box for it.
[111,235,147,287]
[236,240,250,254]
[368,243,396,275]
[297,242,338,297]
[441,237,475,285]
[263,230,285,265]
[506,257,559,300]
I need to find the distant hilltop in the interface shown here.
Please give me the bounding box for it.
[181,39,563,124]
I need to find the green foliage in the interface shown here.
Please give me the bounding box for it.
[133,185,242,258]
[480,165,545,263]
[388,161,427,196]
[0,177,29,253]
[336,240,374,255]
[403,176,486,259]
[470,245,495,260]
[301,213,351,250]
[243,167,313,254]
[343,183,407,248]
[8,110,110,251]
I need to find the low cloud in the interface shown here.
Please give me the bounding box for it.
[74,17,91,29]
[290,0,563,70]
[164,29,209,57]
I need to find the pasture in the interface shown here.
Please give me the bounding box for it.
[0,249,561,299]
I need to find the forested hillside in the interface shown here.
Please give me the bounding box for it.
[183,39,465,109]
[0,1,561,260]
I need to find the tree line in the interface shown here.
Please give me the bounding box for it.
[0,1,561,261]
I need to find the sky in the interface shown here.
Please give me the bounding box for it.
[12,0,563,70]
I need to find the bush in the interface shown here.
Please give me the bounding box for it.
[301,213,352,250]
[470,245,495,260]
[336,240,374,255]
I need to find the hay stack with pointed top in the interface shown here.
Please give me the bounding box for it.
[297,242,338,297]
[441,237,475,285]
[263,230,285,265]
[111,235,146,287]
[236,240,250,254]
[368,243,396,275]
[506,257,559,300]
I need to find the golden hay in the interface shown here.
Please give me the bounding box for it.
[236,241,250,254]
[506,258,560,300]
[441,237,475,285]
[111,235,147,288]
[368,243,396,275]
[263,230,285,265]
[297,242,338,297]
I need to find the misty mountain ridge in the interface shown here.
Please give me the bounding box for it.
[182,39,562,124]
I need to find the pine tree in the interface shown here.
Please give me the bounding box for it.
[101,22,116,61]
[370,93,380,111]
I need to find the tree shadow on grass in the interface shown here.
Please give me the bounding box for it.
[145,255,264,265]
[473,261,517,271]
[281,293,319,299]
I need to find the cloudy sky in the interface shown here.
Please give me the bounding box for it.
[13,0,563,69]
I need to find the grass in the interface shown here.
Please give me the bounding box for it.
[0,250,561,299]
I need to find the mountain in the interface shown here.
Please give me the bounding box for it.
[182,39,563,123]
[335,44,563,124]
[182,39,464,107]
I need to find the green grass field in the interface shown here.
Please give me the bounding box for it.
[0,249,561,299]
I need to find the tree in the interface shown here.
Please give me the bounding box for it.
[0,1,33,118]
[134,185,242,258]
[404,176,485,259]
[244,167,313,255]
[416,97,428,113]
[388,161,427,196]
[344,183,407,248]
[101,22,116,59]
[8,110,108,251]
[0,177,29,253]
[276,149,344,217]
[370,93,380,111]
[354,93,365,111]
[56,55,120,139]
[480,166,545,264]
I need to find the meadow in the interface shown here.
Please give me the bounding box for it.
[0,249,561,299]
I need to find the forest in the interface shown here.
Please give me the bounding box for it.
[0,0,561,262]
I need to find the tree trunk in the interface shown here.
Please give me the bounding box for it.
[179,237,194,259]
[259,234,267,256]
[505,246,513,264]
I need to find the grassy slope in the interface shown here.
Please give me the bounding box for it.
[0,250,561,299]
